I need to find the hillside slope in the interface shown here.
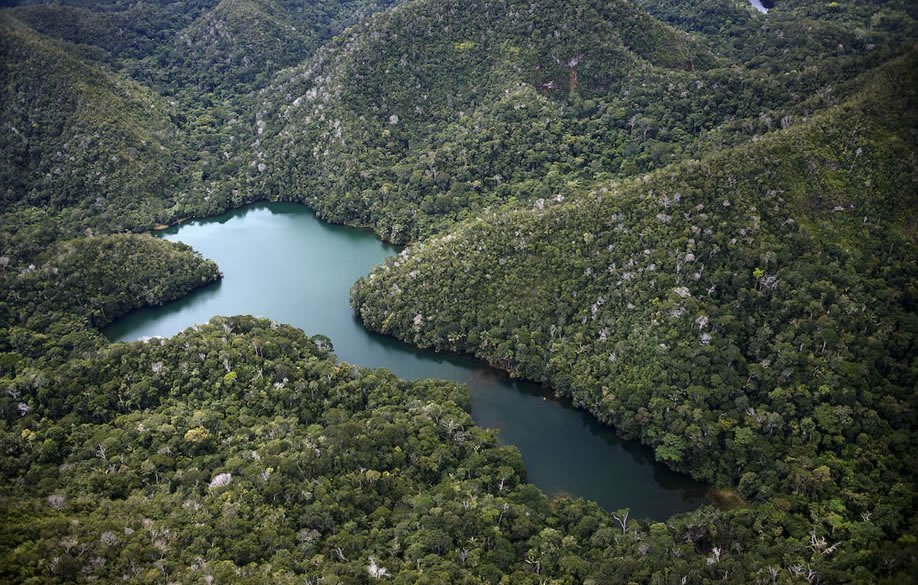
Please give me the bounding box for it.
[254,0,724,241]
[6,0,399,94]
[352,51,918,578]
[3,0,911,248]
[6,0,217,66]
[0,13,186,241]
[0,315,807,584]
[250,0,915,245]
[0,0,916,582]
[175,0,314,91]
[171,0,400,93]
[0,0,408,255]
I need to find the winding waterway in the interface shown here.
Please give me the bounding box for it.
[106,202,708,519]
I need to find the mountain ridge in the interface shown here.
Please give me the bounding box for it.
[0,0,916,582]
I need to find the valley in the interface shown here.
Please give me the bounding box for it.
[1,0,916,583]
[105,202,709,519]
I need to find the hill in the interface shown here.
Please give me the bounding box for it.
[174,0,401,93]
[4,0,911,248]
[0,0,916,582]
[0,13,187,251]
[6,0,217,67]
[255,0,723,242]
[250,0,916,245]
[0,314,743,584]
[352,51,918,579]
[7,0,401,95]
[0,0,406,258]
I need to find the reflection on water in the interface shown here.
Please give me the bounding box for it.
[749,0,769,14]
[106,202,709,519]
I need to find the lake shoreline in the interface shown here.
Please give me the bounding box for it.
[112,201,715,520]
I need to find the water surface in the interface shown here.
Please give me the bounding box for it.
[749,0,769,14]
[106,203,708,519]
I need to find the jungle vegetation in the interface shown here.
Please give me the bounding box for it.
[0,0,916,583]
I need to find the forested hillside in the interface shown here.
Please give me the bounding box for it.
[5,0,400,94]
[0,0,400,255]
[353,51,918,580]
[0,0,916,583]
[3,314,846,585]
[252,0,915,242]
[0,13,184,240]
[4,0,915,246]
[0,234,220,364]
[174,0,401,93]
[255,0,714,241]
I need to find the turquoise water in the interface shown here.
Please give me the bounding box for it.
[106,202,708,519]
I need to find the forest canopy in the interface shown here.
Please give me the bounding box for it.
[0,0,916,583]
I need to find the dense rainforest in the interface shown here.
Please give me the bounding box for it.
[0,0,916,583]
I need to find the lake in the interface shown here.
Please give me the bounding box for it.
[106,202,708,519]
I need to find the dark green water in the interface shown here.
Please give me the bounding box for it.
[106,203,708,519]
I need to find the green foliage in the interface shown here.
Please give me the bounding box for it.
[2,234,220,331]
[159,0,404,94]
[0,13,184,235]
[0,0,403,253]
[255,0,723,241]
[352,52,918,581]
[250,0,915,243]
[5,315,902,584]
[3,0,913,247]
[0,233,220,367]
[1,0,917,582]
